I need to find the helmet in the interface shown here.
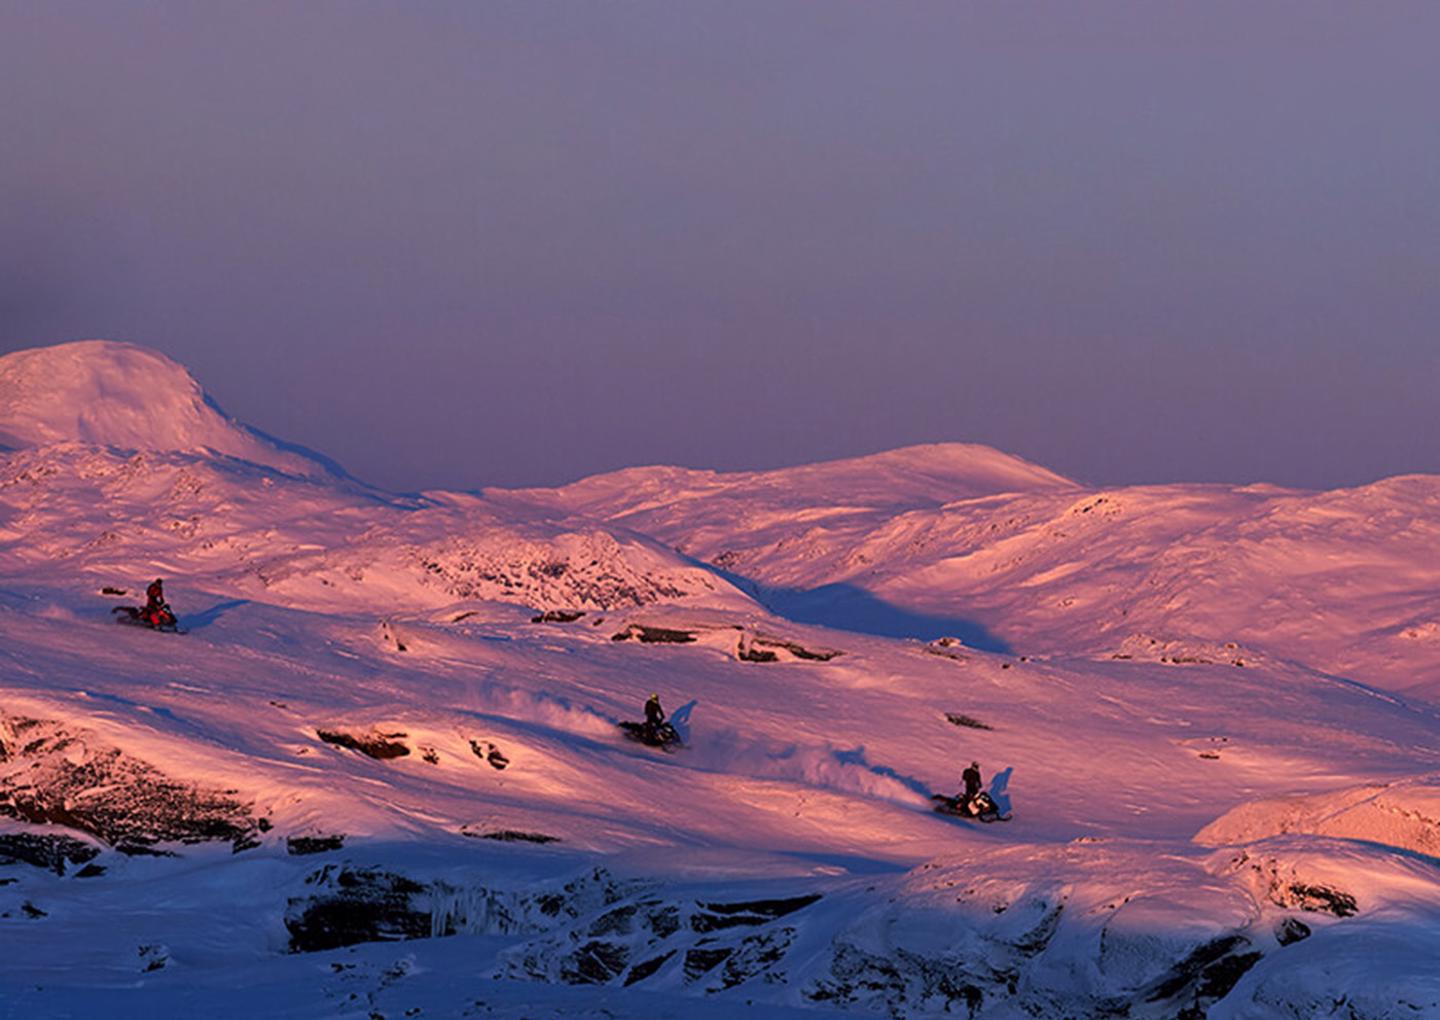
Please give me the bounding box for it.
[649,693,659,700]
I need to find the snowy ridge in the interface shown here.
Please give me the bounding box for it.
[0,341,334,479]
[0,443,751,616]
[2,340,1440,1018]
[521,469,1440,696]
[1196,777,1440,859]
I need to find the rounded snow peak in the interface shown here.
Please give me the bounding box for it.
[0,340,328,477]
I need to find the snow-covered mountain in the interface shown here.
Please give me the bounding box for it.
[2,340,1439,1019]
[0,340,338,479]
[510,455,1440,697]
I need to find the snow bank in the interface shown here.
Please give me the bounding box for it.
[1196,776,1440,859]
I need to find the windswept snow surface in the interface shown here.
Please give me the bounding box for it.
[0,341,336,479]
[2,341,1440,1018]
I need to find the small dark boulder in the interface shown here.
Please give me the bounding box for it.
[287,834,346,855]
[317,730,411,760]
[1275,917,1312,945]
[532,609,586,624]
[467,830,559,844]
[611,625,697,644]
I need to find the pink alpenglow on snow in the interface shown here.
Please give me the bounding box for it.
[1,339,1439,1017]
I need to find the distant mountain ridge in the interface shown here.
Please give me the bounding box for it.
[504,442,1078,517]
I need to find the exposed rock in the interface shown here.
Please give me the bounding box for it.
[287,834,346,855]
[1275,917,1311,945]
[468,740,510,770]
[501,886,821,993]
[138,944,169,972]
[0,832,101,875]
[753,637,841,662]
[945,712,994,731]
[611,624,697,644]
[465,830,559,845]
[0,714,260,853]
[691,894,821,932]
[563,941,629,984]
[285,867,430,953]
[740,632,841,662]
[683,946,732,981]
[1145,935,1263,1013]
[737,646,779,663]
[1283,883,1358,918]
[926,637,969,662]
[317,729,411,760]
[624,950,675,985]
[531,610,586,624]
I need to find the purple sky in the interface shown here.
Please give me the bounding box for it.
[2,2,1437,492]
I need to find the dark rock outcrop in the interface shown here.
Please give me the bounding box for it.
[0,714,261,854]
[316,729,411,760]
[0,832,101,875]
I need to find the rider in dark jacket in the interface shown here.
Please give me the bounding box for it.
[644,693,665,740]
[960,762,982,809]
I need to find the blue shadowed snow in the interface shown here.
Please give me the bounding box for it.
[757,582,1012,652]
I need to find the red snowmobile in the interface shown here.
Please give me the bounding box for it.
[113,579,181,632]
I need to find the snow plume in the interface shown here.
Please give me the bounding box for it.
[461,681,620,743]
[684,729,932,806]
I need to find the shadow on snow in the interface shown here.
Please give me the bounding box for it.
[754,581,1012,653]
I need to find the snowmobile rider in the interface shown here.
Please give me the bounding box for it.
[643,693,666,742]
[960,761,982,810]
[145,578,167,625]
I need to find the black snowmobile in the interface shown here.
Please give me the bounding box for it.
[619,720,682,751]
[932,791,1009,823]
[112,602,181,633]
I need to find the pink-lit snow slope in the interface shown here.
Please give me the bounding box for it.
[2,339,1439,1019]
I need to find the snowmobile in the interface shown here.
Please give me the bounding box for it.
[113,602,181,633]
[932,791,1009,823]
[619,720,682,751]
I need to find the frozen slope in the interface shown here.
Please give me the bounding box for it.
[2,340,1440,1018]
[0,340,336,478]
[507,459,1440,697]
[4,578,1440,1018]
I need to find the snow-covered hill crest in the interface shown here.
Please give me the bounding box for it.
[0,340,334,479]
